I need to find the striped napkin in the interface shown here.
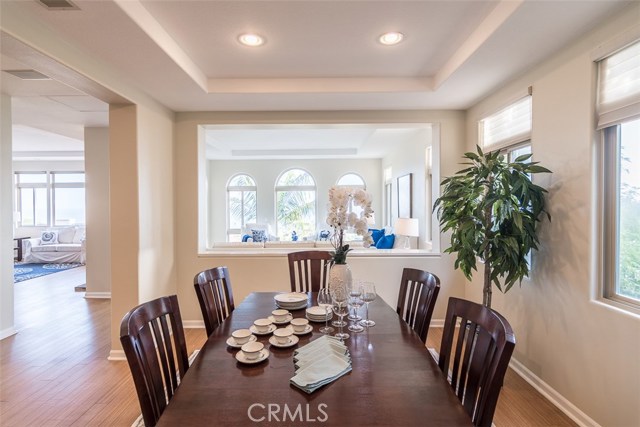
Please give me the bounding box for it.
[290,335,352,394]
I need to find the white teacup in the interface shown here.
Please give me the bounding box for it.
[290,318,309,333]
[253,318,273,333]
[273,327,293,344]
[241,341,264,360]
[271,309,290,322]
[231,329,252,345]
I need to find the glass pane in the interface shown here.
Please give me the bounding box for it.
[618,119,640,301]
[244,191,257,224]
[20,188,34,226]
[53,173,85,183]
[228,191,242,229]
[54,187,85,225]
[337,173,365,187]
[229,174,255,186]
[277,169,315,186]
[509,145,532,162]
[18,172,47,184]
[276,190,316,240]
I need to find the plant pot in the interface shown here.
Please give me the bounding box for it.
[329,263,352,300]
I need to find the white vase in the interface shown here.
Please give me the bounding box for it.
[329,263,352,300]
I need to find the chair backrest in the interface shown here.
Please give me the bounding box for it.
[438,297,516,427]
[120,295,189,427]
[287,250,333,292]
[193,266,235,336]
[396,268,440,343]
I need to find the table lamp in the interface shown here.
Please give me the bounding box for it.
[394,218,419,249]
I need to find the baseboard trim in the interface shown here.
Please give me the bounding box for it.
[183,320,205,329]
[107,349,126,361]
[84,292,111,299]
[0,327,18,341]
[430,319,444,328]
[509,358,601,427]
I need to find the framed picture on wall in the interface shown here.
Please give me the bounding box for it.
[397,173,412,218]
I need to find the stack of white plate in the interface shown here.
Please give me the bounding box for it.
[306,306,332,322]
[274,292,308,310]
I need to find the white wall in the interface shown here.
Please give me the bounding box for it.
[84,127,111,297]
[465,5,640,426]
[0,94,16,340]
[208,158,382,243]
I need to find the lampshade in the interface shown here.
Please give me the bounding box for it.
[395,218,419,237]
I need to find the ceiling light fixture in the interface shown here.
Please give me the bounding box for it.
[378,32,404,46]
[238,33,265,47]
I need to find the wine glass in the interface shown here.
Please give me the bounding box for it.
[347,293,364,333]
[330,287,348,328]
[318,288,334,334]
[359,282,377,327]
[347,283,362,321]
[332,299,350,340]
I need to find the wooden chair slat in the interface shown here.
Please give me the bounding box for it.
[287,251,333,293]
[396,268,440,343]
[194,267,236,336]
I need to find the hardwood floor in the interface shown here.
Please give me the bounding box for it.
[1,267,576,426]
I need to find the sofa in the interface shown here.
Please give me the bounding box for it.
[23,227,86,264]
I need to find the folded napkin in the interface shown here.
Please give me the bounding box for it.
[290,335,352,394]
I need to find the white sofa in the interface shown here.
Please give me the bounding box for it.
[23,227,86,264]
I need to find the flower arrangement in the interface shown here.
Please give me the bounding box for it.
[326,186,374,264]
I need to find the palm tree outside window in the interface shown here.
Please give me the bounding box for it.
[227,174,257,242]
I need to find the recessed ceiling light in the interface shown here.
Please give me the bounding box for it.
[238,33,265,47]
[378,32,404,46]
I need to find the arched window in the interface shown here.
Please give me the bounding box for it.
[336,173,366,188]
[227,174,257,242]
[275,168,316,241]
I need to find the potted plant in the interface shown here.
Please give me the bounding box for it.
[434,146,551,308]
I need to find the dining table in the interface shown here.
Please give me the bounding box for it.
[157,292,472,426]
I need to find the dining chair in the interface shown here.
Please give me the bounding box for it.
[193,266,235,336]
[396,268,440,343]
[120,295,189,427]
[438,297,516,427]
[287,250,333,292]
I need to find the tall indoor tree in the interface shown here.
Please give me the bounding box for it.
[434,146,551,308]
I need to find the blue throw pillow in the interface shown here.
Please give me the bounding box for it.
[251,229,267,243]
[369,228,385,245]
[376,234,395,249]
[241,234,251,242]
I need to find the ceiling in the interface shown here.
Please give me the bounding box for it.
[0,0,631,157]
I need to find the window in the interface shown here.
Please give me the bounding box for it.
[599,40,640,309]
[479,91,532,152]
[14,171,85,227]
[226,174,257,242]
[275,168,316,241]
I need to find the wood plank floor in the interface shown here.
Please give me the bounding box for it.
[1,267,576,426]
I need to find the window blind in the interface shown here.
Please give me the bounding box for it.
[597,40,640,129]
[479,95,532,152]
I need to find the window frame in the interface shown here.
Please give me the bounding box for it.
[226,173,257,241]
[602,123,640,310]
[274,168,317,241]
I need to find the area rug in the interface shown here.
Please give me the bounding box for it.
[13,262,83,283]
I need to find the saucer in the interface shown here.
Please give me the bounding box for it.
[226,334,257,348]
[268,334,299,348]
[268,314,293,325]
[250,324,277,335]
[235,348,270,364]
[286,324,313,335]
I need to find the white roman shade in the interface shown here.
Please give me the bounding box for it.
[597,40,640,129]
[479,94,532,152]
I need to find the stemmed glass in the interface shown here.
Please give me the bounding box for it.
[347,283,362,322]
[331,290,350,340]
[318,288,334,334]
[347,293,364,333]
[359,282,377,327]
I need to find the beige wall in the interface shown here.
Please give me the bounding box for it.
[85,127,111,297]
[175,110,468,324]
[0,93,15,339]
[465,5,640,426]
[136,104,176,302]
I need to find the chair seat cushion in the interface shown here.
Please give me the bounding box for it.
[55,244,82,252]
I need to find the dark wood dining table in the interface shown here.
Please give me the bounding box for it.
[157,292,472,426]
